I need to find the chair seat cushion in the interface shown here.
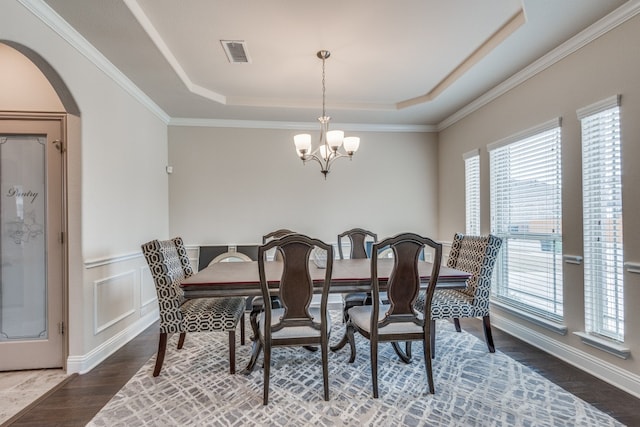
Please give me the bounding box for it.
[429,289,476,319]
[348,305,424,335]
[259,307,331,340]
[180,297,245,332]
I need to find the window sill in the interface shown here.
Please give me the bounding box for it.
[573,331,630,359]
[491,300,568,335]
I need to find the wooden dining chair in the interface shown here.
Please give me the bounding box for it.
[255,233,334,405]
[415,233,503,357]
[330,228,376,356]
[141,237,246,375]
[247,230,293,338]
[346,232,442,397]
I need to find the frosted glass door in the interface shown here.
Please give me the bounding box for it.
[0,135,47,342]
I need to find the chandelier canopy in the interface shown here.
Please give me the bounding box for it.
[294,50,360,178]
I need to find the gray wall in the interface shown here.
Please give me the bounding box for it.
[1,1,170,372]
[438,13,640,393]
[168,126,439,245]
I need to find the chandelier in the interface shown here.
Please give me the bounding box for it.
[294,50,360,178]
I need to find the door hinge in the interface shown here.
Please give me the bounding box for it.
[52,139,66,153]
[60,231,65,244]
[58,321,65,335]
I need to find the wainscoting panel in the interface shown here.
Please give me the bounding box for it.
[94,270,136,335]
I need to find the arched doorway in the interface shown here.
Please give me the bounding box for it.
[0,41,78,370]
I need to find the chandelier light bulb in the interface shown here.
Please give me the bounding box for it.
[326,130,344,151]
[343,137,360,156]
[294,133,312,157]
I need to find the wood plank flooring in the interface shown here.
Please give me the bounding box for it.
[6,318,640,426]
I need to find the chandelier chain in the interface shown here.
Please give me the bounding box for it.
[321,55,326,118]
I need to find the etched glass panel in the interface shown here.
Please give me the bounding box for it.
[0,135,47,341]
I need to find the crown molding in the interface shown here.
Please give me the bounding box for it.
[18,0,434,133]
[437,0,640,132]
[18,0,171,124]
[169,118,436,133]
[21,0,639,133]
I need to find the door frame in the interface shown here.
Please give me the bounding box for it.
[0,111,69,370]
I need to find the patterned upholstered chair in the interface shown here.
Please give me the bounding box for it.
[347,233,442,397]
[141,237,246,376]
[256,233,334,405]
[415,233,503,357]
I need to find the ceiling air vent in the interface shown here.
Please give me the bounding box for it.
[221,40,251,63]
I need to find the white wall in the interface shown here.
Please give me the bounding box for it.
[1,0,170,373]
[438,13,640,396]
[168,126,439,246]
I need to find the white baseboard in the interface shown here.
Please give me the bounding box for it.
[66,311,158,374]
[492,313,640,399]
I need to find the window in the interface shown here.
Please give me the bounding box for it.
[489,119,563,321]
[578,96,624,342]
[464,149,480,235]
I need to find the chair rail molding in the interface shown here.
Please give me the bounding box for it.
[84,252,142,269]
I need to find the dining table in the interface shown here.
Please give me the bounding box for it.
[180,257,470,373]
[181,258,469,298]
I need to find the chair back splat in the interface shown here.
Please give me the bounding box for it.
[337,228,377,260]
[256,233,334,405]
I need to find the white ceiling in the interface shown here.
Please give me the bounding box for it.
[41,0,629,127]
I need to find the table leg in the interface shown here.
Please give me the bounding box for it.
[240,338,262,374]
[330,331,349,352]
[391,341,412,363]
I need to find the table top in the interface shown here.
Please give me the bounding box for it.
[181,258,470,298]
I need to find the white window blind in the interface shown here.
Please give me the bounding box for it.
[578,96,624,342]
[489,119,563,321]
[464,150,480,235]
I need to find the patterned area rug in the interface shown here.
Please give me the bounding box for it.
[88,313,622,427]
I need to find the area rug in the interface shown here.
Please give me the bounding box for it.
[88,313,622,427]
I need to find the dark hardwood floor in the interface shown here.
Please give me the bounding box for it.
[7,318,640,426]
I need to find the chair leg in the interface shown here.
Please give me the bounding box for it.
[240,312,246,345]
[423,331,435,394]
[371,339,379,399]
[153,332,168,377]
[263,343,271,405]
[430,319,436,359]
[453,318,462,332]
[177,332,186,349]
[482,315,496,353]
[228,330,236,374]
[322,339,329,401]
